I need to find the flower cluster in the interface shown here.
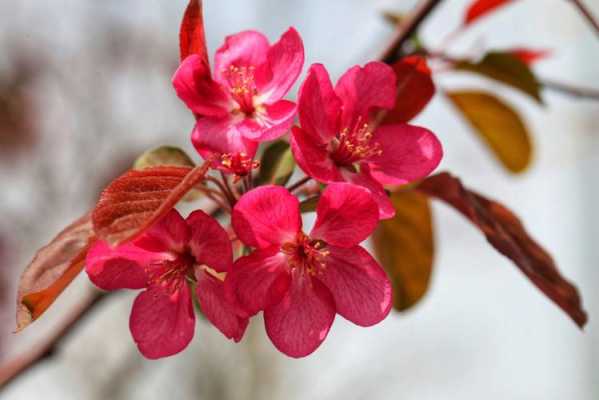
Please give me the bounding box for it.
[86,27,443,358]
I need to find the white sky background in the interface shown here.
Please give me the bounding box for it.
[0,0,598,399]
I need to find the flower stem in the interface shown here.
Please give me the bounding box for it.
[287,176,312,192]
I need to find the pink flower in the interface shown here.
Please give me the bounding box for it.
[86,210,247,359]
[291,62,443,219]
[226,183,392,358]
[173,28,304,169]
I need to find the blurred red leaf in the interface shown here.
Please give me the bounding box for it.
[418,172,587,328]
[179,0,208,64]
[509,48,551,66]
[464,0,515,26]
[92,163,210,246]
[383,55,435,124]
[16,213,95,331]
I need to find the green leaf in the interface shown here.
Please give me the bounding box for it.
[372,188,434,311]
[447,90,532,174]
[133,146,195,170]
[454,52,543,104]
[257,141,295,186]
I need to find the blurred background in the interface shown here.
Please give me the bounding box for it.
[0,0,598,399]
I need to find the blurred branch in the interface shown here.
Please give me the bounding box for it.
[569,0,599,37]
[0,290,108,391]
[542,78,599,100]
[426,49,599,101]
[380,0,444,64]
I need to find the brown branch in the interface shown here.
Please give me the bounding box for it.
[542,78,599,100]
[569,0,599,37]
[0,290,109,391]
[380,0,444,64]
[287,176,311,192]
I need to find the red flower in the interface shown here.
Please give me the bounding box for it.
[226,183,392,357]
[291,62,443,218]
[86,210,247,359]
[173,28,304,168]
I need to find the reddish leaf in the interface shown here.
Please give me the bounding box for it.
[179,0,208,65]
[16,213,95,331]
[383,56,435,124]
[92,162,211,246]
[464,0,515,26]
[418,172,587,328]
[509,48,551,66]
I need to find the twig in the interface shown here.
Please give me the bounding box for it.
[542,78,599,100]
[287,176,311,193]
[569,0,599,37]
[426,48,599,101]
[0,290,109,391]
[380,0,444,64]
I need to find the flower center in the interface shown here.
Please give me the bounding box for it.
[220,152,260,181]
[330,116,382,167]
[225,65,258,115]
[281,232,330,277]
[147,251,195,292]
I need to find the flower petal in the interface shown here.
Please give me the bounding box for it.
[225,246,290,316]
[214,30,270,86]
[311,182,379,247]
[342,167,395,219]
[196,270,248,342]
[239,100,296,142]
[129,283,195,359]
[335,62,396,128]
[255,27,305,103]
[366,124,443,185]
[172,54,230,118]
[264,275,335,358]
[85,241,160,291]
[318,245,392,327]
[187,210,232,273]
[290,126,341,183]
[134,209,190,254]
[232,185,301,248]
[191,117,258,161]
[297,63,341,143]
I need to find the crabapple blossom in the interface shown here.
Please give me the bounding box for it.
[86,210,247,359]
[226,183,392,357]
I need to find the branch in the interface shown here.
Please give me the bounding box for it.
[542,78,599,100]
[0,290,109,391]
[380,0,444,64]
[569,0,599,37]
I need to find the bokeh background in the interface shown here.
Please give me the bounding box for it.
[1,0,598,399]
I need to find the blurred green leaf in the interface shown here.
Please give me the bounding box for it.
[447,90,532,173]
[133,145,195,170]
[257,141,295,186]
[454,52,543,104]
[372,189,434,311]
